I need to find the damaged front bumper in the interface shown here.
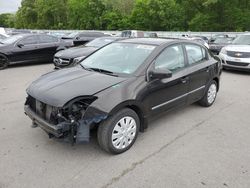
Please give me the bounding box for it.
[24,104,107,144]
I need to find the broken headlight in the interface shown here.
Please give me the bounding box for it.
[62,96,98,121]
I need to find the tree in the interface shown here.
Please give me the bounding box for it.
[68,0,105,30]
[35,0,68,29]
[0,13,15,28]
[130,0,184,31]
[15,0,37,28]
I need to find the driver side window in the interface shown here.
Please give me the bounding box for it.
[20,36,38,45]
[154,45,185,72]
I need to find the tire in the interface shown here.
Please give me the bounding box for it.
[199,80,218,107]
[0,54,8,70]
[97,108,140,154]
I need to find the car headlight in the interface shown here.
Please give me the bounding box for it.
[63,96,97,120]
[73,56,86,64]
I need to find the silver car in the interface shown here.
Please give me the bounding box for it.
[219,33,250,71]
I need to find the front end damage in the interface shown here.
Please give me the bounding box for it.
[24,95,108,144]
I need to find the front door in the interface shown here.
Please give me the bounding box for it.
[144,44,190,115]
[11,35,40,63]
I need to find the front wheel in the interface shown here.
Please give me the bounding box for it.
[199,80,218,107]
[0,54,8,70]
[97,108,140,154]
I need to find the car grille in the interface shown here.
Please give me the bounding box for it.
[53,57,71,66]
[26,95,58,124]
[227,51,250,58]
[226,61,249,67]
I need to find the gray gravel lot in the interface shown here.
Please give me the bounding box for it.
[0,63,250,188]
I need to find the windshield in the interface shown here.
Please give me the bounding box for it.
[85,38,115,48]
[80,42,155,75]
[232,35,250,45]
[1,35,23,44]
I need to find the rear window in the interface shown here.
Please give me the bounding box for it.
[185,44,207,65]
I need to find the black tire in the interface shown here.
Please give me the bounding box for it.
[0,54,8,70]
[97,108,140,154]
[199,80,218,107]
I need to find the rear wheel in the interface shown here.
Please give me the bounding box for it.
[0,54,8,70]
[97,108,140,154]
[199,80,217,107]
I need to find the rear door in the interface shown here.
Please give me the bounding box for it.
[37,35,59,62]
[184,43,211,104]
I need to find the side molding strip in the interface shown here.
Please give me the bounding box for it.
[151,85,205,110]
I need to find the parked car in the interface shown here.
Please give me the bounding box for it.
[0,34,73,70]
[24,38,221,154]
[121,30,144,38]
[61,31,105,46]
[193,35,209,43]
[53,37,123,69]
[209,37,234,55]
[209,34,229,43]
[219,33,250,71]
[145,32,158,38]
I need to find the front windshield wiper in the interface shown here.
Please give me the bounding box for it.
[80,64,118,76]
[88,67,118,77]
[79,64,93,71]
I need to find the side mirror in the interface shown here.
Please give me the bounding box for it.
[149,69,172,81]
[75,36,80,40]
[17,43,24,48]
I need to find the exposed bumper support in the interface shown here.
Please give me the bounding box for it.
[24,105,63,137]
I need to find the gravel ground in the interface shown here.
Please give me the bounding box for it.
[0,63,250,188]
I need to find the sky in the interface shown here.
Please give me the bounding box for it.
[0,0,21,14]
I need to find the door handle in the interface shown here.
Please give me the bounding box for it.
[181,77,189,84]
[206,67,210,72]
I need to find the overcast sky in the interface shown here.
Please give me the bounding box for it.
[0,0,21,14]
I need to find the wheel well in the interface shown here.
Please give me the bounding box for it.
[125,105,147,132]
[0,53,8,59]
[213,77,219,91]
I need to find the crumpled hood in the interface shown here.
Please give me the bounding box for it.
[224,45,250,52]
[27,66,126,107]
[55,46,97,59]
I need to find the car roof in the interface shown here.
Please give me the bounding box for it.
[119,38,175,46]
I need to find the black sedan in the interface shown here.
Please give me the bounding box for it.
[0,34,73,69]
[209,37,234,54]
[24,38,222,154]
[53,37,123,69]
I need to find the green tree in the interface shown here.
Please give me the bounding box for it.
[0,13,15,28]
[35,0,68,29]
[15,0,37,28]
[130,0,184,31]
[68,0,105,29]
